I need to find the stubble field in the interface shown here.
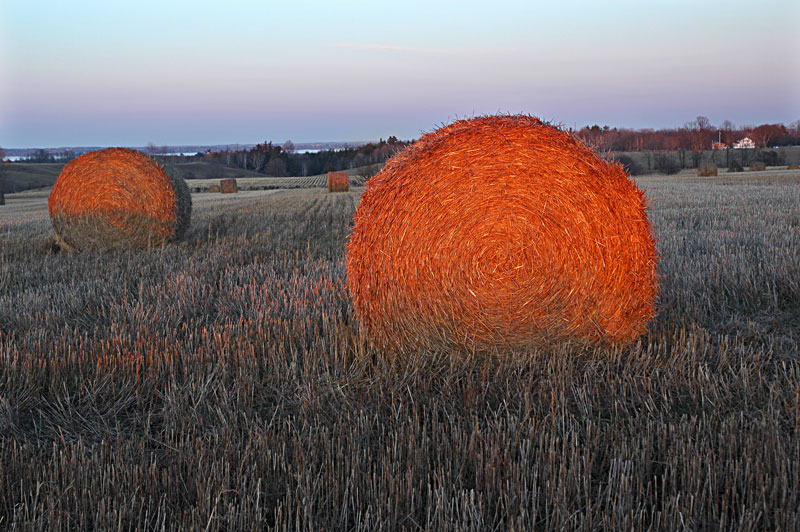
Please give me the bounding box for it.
[0,172,799,530]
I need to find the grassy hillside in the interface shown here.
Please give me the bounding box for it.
[1,172,798,529]
[3,162,64,193]
[170,161,264,180]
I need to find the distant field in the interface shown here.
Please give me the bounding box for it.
[2,160,381,193]
[1,171,798,529]
[187,173,368,191]
[3,162,64,193]
[1,161,265,193]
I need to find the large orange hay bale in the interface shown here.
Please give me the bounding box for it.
[328,171,350,192]
[220,178,238,193]
[48,148,192,251]
[346,115,658,351]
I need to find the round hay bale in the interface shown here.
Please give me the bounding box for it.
[220,178,238,193]
[346,115,658,352]
[787,164,799,170]
[327,171,350,192]
[208,184,221,193]
[749,161,766,171]
[697,163,718,177]
[48,148,192,251]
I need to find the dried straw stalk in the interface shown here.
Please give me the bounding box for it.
[346,115,658,352]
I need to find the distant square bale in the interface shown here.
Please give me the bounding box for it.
[208,184,221,193]
[220,178,238,193]
[749,162,766,171]
[697,163,718,177]
[327,171,350,193]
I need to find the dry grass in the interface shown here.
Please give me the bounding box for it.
[347,116,657,351]
[0,174,798,530]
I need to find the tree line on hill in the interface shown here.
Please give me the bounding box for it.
[576,117,800,175]
[174,137,409,177]
[576,117,799,152]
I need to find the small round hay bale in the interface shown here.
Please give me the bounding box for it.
[787,164,799,170]
[220,178,238,193]
[208,184,221,193]
[327,171,350,192]
[697,163,718,177]
[749,161,766,171]
[48,148,192,251]
[346,115,658,352]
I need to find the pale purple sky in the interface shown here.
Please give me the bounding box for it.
[1,0,798,148]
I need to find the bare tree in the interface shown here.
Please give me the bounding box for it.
[250,149,268,173]
[283,140,295,154]
[751,124,786,148]
[686,116,712,168]
[265,157,286,176]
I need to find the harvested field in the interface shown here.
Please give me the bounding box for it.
[188,173,368,191]
[0,172,799,530]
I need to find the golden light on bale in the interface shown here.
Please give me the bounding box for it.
[220,178,238,193]
[208,184,221,193]
[346,115,659,352]
[328,171,350,193]
[48,148,192,251]
[749,162,766,171]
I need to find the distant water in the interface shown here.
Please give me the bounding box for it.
[3,149,324,162]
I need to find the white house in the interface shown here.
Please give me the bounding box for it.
[733,137,756,149]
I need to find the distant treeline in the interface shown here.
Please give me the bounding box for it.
[14,149,78,163]
[10,138,411,178]
[575,117,800,153]
[172,137,409,177]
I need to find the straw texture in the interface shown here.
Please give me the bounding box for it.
[48,148,192,251]
[220,178,238,193]
[346,115,658,352]
[328,171,350,193]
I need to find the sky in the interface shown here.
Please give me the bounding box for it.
[1,0,799,148]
